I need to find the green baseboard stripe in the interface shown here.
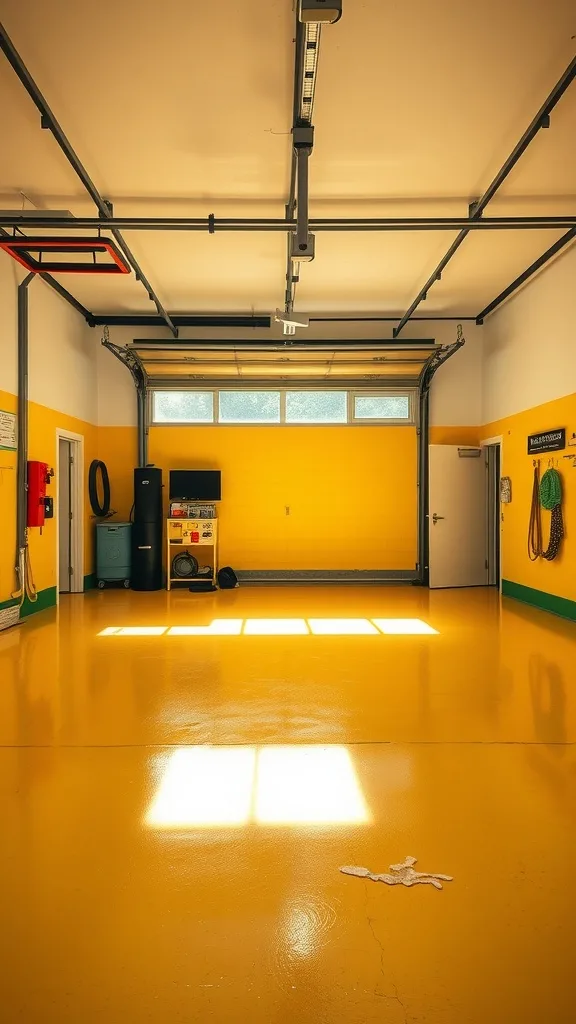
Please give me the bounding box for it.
[1,586,58,617]
[20,586,57,618]
[502,579,576,623]
[84,573,96,591]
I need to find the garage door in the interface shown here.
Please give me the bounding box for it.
[128,340,438,580]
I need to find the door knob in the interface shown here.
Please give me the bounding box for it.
[432,513,445,525]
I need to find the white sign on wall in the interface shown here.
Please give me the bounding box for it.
[0,410,17,451]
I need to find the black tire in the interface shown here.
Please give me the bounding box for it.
[97,580,105,589]
[89,460,111,517]
[123,579,130,589]
[172,552,199,579]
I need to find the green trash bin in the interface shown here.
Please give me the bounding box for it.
[96,522,132,589]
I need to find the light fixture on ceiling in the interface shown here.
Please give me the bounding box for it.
[274,309,310,336]
[299,0,342,24]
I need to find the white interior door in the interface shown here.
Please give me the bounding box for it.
[58,438,72,593]
[428,444,488,589]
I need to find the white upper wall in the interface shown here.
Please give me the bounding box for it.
[483,244,576,424]
[28,283,97,424]
[97,333,137,427]
[426,323,483,427]
[0,257,19,395]
[0,257,97,423]
[96,320,484,427]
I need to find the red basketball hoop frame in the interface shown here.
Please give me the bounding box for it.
[0,235,131,274]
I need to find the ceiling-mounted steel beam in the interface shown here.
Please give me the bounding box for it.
[393,54,576,337]
[1,215,575,231]
[0,20,177,337]
[91,314,271,328]
[475,227,576,324]
[309,315,477,322]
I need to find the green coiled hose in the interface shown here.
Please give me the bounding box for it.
[539,468,562,510]
[540,468,563,561]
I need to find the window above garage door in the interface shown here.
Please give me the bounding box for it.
[151,388,417,426]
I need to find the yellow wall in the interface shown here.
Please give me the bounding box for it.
[100,424,418,571]
[97,426,138,524]
[484,392,576,604]
[0,391,18,605]
[0,387,97,605]
[429,426,480,445]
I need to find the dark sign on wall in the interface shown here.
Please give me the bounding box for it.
[527,428,565,455]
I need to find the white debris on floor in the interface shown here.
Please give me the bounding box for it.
[340,856,453,890]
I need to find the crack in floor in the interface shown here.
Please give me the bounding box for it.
[364,881,408,1023]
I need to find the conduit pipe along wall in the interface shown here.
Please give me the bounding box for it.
[101,332,149,467]
[16,273,34,598]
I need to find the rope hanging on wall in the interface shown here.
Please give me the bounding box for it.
[539,468,564,561]
[528,463,542,560]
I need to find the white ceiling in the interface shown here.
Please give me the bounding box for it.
[0,0,575,319]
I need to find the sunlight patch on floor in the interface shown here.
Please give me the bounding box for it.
[243,618,309,635]
[146,745,370,828]
[308,618,379,635]
[99,618,439,638]
[373,618,439,635]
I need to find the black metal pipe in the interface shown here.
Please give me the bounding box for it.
[471,57,576,211]
[309,316,477,322]
[137,386,147,468]
[88,311,471,327]
[476,228,576,323]
[393,55,576,337]
[0,20,176,337]
[2,215,576,231]
[16,274,34,579]
[139,385,146,466]
[90,313,475,328]
[91,314,271,328]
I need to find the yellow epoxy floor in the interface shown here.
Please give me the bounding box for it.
[1,585,575,1022]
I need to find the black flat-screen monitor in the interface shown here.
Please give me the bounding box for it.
[169,470,221,501]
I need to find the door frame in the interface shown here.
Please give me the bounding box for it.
[55,428,84,598]
[480,434,503,592]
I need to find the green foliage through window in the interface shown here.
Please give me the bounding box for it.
[286,391,347,423]
[218,391,281,423]
[153,392,213,422]
[151,390,414,425]
[354,396,410,420]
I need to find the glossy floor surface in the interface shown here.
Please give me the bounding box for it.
[1,586,575,1022]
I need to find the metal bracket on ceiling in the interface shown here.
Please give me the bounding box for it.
[293,125,315,261]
